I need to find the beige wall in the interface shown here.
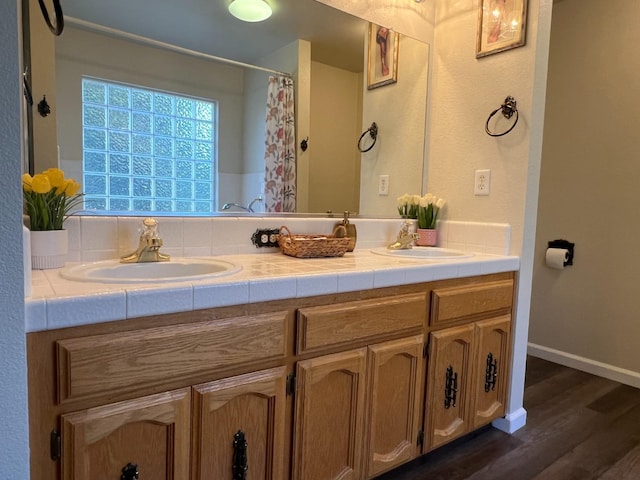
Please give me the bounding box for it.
[316,0,435,44]
[359,35,430,216]
[427,0,547,258]
[309,61,362,214]
[530,0,640,379]
[319,0,433,217]
[28,0,58,171]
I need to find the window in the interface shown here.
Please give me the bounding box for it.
[81,78,217,214]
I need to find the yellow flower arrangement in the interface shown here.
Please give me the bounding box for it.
[22,168,83,231]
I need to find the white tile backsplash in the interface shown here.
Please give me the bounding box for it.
[63,216,511,262]
[80,216,118,251]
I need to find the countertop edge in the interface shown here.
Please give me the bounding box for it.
[25,251,520,332]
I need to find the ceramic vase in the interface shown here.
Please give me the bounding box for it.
[416,228,437,247]
[30,229,68,269]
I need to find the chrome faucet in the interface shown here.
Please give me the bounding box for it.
[221,202,251,212]
[120,218,170,263]
[387,220,418,250]
[222,195,263,213]
[247,195,263,211]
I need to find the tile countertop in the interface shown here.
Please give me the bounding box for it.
[25,250,519,333]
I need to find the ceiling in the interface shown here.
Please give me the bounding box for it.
[61,0,367,72]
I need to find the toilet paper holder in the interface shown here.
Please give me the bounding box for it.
[548,239,574,266]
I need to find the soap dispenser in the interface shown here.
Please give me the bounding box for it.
[332,211,357,252]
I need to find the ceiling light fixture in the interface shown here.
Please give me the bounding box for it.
[228,0,272,22]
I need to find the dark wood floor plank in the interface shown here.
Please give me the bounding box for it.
[516,373,618,440]
[522,366,615,416]
[532,402,640,480]
[375,426,522,480]
[586,384,640,414]
[524,356,570,388]
[598,443,640,480]
[465,407,604,480]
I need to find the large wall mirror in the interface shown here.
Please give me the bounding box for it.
[27,0,429,217]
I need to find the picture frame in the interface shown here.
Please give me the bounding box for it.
[476,0,528,58]
[367,23,399,89]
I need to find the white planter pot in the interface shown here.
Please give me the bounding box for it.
[30,230,68,270]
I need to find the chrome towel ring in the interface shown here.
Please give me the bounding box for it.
[358,122,378,152]
[485,96,519,137]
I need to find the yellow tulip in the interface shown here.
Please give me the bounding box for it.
[44,168,65,189]
[60,178,81,196]
[23,168,83,230]
[22,173,33,192]
[31,174,52,194]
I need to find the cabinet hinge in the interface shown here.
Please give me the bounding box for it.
[417,429,424,447]
[50,429,61,461]
[423,340,430,358]
[286,373,296,396]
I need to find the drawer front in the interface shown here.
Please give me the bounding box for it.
[57,311,288,403]
[297,293,426,354]
[430,279,514,328]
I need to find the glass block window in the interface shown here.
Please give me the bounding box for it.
[81,78,217,214]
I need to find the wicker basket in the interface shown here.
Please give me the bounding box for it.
[277,226,350,258]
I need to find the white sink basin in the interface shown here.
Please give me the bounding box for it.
[371,247,473,260]
[60,258,242,283]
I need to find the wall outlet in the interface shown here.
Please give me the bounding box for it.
[474,169,491,196]
[250,228,280,248]
[378,175,390,196]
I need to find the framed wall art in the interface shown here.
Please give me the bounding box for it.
[367,23,399,89]
[476,0,528,58]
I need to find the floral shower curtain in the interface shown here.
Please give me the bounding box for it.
[264,75,296,212]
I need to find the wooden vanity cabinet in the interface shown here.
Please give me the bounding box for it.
[60,387,191,480]
[191,366,288,480]
[292,348,368,480]
[27,308,291,480]
[292,294,427,480]
[363,335,425,478]
[423,280,514,452]
[27,273,516,480]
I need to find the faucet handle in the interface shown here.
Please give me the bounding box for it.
[141,218,160,237]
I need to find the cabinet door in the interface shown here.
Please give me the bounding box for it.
[292,348,367,480]
[61,388,190,480]
[471,315,511,429]
[424,324,474,452]
[364,335,425,479]
[191,367,287,480]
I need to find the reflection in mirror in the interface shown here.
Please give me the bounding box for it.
[32,0,429,216]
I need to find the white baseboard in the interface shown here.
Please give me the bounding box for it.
[492,407,527,433]
[527,343,640,389]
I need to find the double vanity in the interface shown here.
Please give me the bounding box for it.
[25,227,518,480]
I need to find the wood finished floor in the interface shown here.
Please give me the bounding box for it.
[376,356,640,480]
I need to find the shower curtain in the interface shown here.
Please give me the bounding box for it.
[264,75,296,212]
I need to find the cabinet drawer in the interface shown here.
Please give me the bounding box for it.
[56,311,288,403]
[297,293,426,354]
[430,280,514,328]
